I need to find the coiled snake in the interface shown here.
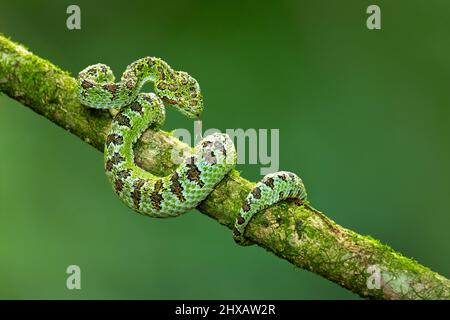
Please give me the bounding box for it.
[77,57,307,245]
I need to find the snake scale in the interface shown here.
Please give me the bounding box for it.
[77,57,307,245]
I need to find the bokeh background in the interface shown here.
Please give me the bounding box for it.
[0,0,449,299]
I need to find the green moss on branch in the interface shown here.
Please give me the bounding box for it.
[1,34,449,300]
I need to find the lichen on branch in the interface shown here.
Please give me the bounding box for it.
[1,34,449,300]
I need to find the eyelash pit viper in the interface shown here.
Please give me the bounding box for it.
[77,57,307,245]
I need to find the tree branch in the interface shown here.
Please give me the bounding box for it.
[1,34,448,300]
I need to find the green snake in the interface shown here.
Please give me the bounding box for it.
[77,57,307,245]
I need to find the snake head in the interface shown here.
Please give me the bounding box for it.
[157,71,203,119]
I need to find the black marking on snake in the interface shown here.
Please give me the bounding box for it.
[161,96,177,104]
[126,80,135,90]
[158,67,165,80]
[102,83,118,99]
[114,113,131,127]
[144,57,154,66]
[143,95,153,104]
[237,216,245,225]
[205,150,217,165]
[233,227,241,237]
[106,133,123,146]
[286,197,303,206]
[81,80,93,89]
[186,158,204,187]
[130,102,143,115]
[136,62,144,71]
[170,172,186,202]
[202,140,213,148]
[150,179,164,210]
[117,169,131,179]
[251,187,261,199]
[242,200,251,213]
[131,179,146,208]
[105,160,114,172]
[106,153,124,170]
[157,82,166,91]
[279,174,287,181]
[134,179,146,190]
[86,68,97,76]
[110,152,125,165]
[131,190,142,209]
[180,76,188,85]
[115,179,124,192]
[264,177,275,189]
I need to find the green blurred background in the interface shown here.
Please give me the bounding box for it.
[0,0,449,299]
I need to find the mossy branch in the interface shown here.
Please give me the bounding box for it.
[1,34,448,300]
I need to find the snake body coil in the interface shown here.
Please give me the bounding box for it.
[78,57,307,245]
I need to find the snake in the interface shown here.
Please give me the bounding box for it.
[77,57,307,245]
